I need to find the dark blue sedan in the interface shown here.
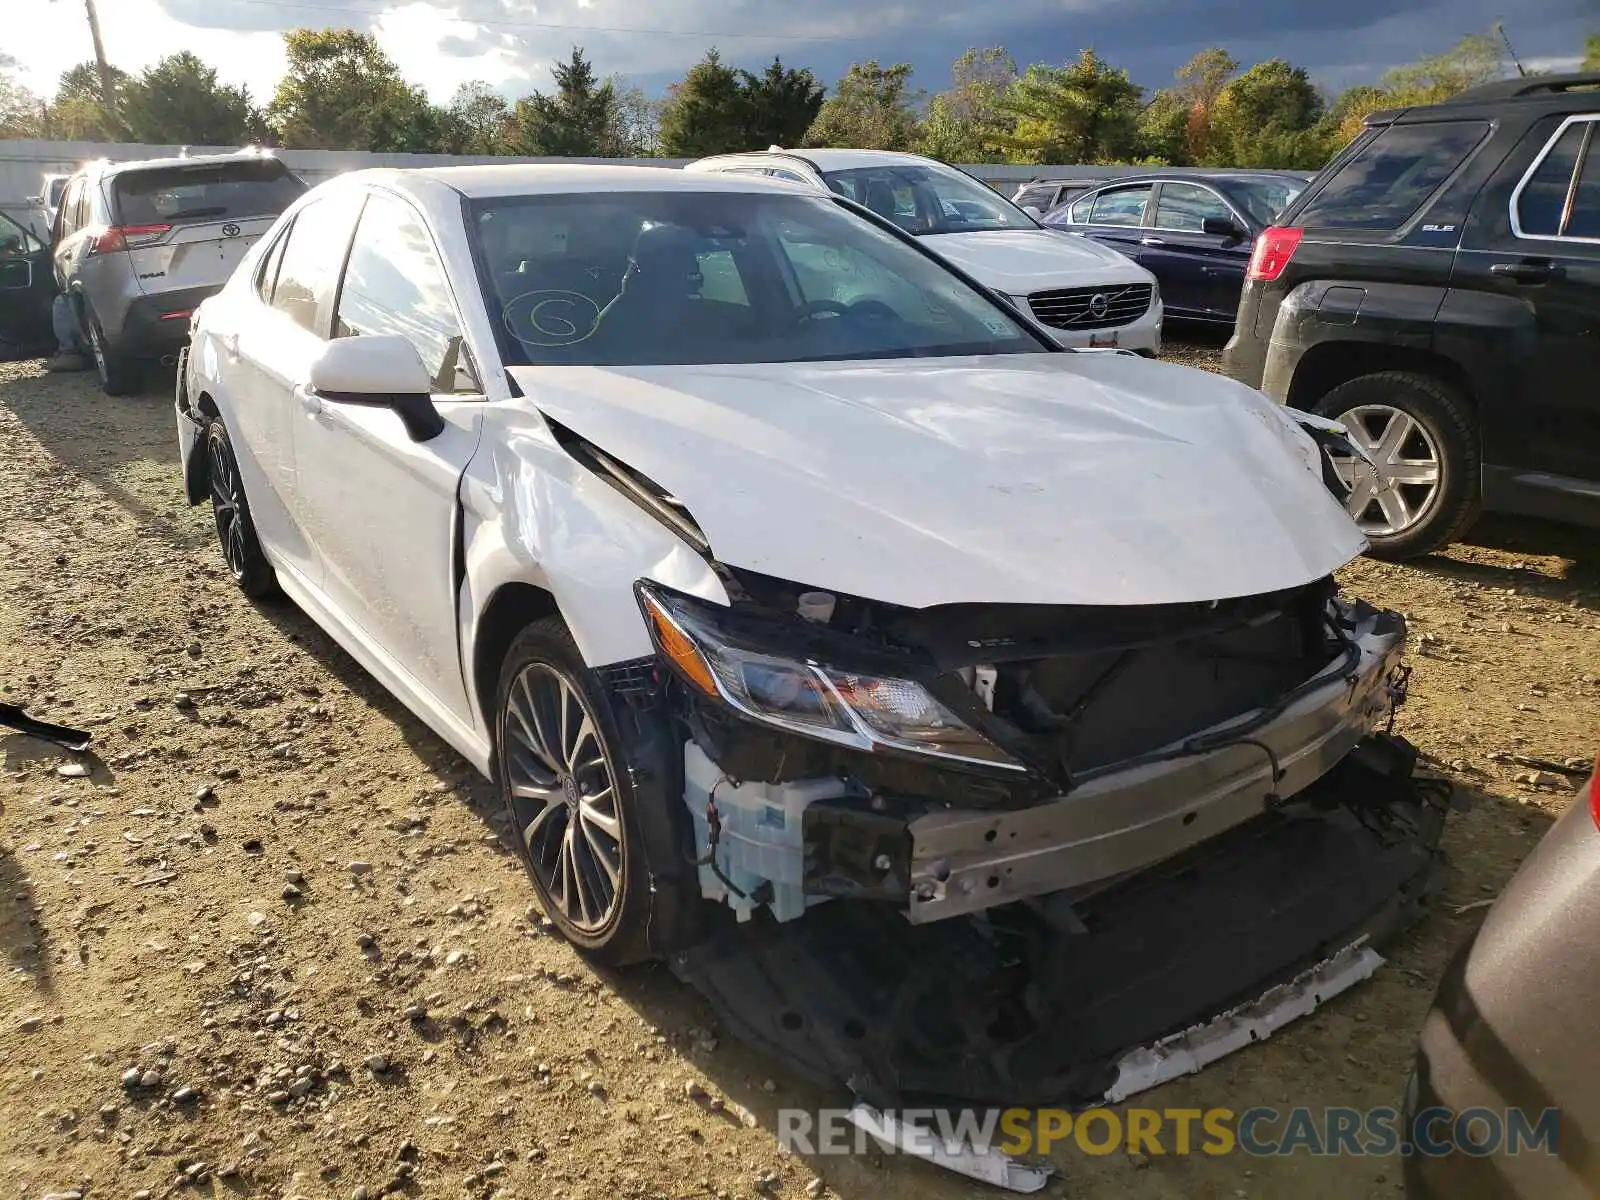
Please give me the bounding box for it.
[1041,172,1307,325]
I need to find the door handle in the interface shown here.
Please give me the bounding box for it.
[1140,237,1166,247]
[293,384,323,415]
[1489,261,1564,283]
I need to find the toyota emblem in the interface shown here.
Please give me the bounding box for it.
[1087,293,1109,318]
[221,223,241,238]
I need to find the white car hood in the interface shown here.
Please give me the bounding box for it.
[506,355,1365,609]
[920,228,1150,295]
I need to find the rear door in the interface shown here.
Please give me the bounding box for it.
[112,159,306,297]
[0,211,56,354]
[1457,112,1600,490]
[1147,181,1250,319]
[1072,183,1154,264]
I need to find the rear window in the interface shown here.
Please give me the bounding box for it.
[113,160,306,226]
[1294,121,1489,232]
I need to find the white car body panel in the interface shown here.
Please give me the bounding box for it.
[505,354,1365,610]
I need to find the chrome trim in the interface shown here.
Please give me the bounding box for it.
[1509,114,1600,245]
[905,606,1406,923]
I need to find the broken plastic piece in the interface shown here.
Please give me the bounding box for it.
[846,1103,1052,1193]
[0,703,92,752]
[1103,940,1385,1103]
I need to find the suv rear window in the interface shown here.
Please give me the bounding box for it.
[1295,121,1490,232]
[113,160,306,226]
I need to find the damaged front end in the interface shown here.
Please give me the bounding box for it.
[635,567,1418,928]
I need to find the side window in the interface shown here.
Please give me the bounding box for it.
[270,193,362,335]
[1154,183,1233,232]
[694,249,749,307]
[1066,193,1095,224]
[334,191,479,394]
[1515,118,1598,240]
[1089,185,1152,227]
[1017,186,1049,209]
[1296,120,1489,231]
[255,224,289,302]
[56,179,83,239]
[768,169,808,184]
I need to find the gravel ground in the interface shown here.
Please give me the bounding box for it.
[2,341,1598,1200]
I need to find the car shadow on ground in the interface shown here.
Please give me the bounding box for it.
[1410,513,1600,610]
[0,362,214,556]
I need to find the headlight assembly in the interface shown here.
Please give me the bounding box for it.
[636,584,1021,771]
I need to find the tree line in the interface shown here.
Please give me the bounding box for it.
[0,28,1596,168]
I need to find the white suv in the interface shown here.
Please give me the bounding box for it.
[685,149,1162,355]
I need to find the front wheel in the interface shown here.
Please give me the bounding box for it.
[1313,371,1480,561]
[205,416,278,597]
[497,618,661,964]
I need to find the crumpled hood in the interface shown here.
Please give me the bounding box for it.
[920,228,1151,295]
[506,354,1366,609]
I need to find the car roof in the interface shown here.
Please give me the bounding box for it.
[1367,72,1600,126]
[86,149,283,180]
[359,163,801,199]
[1081,171,1306,188]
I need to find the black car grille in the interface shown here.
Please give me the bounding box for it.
[1028,283,1153,331]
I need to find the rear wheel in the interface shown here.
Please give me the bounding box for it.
[205,416,278,597]
[84,314,142,396]
[1313,371,1479,561]
[497,618,658,964]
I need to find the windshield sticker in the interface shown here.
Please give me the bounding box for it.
[503,289,612,348]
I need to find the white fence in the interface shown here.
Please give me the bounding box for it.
[0,137,1296,233]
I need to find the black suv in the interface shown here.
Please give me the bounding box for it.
[1224,73,1600,559]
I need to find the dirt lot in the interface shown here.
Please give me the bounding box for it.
[2,342,1597,1200]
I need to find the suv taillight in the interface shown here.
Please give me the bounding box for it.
[1587,752,1600,831]
[1246,226,1304,282]
[89,223,171,255]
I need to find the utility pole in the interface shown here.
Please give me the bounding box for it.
[50,0,118,118]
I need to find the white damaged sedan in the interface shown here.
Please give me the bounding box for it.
[176,166,1437,1041]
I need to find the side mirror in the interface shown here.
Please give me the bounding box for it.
[1020,204,1043,218]
[1201,216,1246,240]
[308,335,444,443]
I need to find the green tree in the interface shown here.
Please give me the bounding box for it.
[46,60,131,140]
[1135,89,1190,163]
[438,81,510,154]
[0,54,44,139]
[657,49,747,156]
[1324,30,1506,144]
[997,50,1143,164]
[917,47,1016,161]
[504,47,625,156]
[1583,33,1599,70]
[120,52,263,146]
[267,29,440,151]
[739,57,825,148]
[1207,59,1326,168]
[804,61,921,150]
[1173,47,1237,162]
[608,76,661,156]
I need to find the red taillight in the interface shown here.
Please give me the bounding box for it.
[1246,226,1304,282]
[159,309,193,321]
[89,223,171,255]
[1587,752,1600,830]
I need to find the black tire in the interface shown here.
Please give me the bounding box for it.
[496,617,660,965]
[84,313,142,396]
[1313,370,1480,562]
[204,416,278,598]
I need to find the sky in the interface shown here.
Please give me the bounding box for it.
[8,0,1595,107]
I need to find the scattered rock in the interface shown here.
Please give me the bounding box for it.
[805,1179,826,1198]
[139,1069,163,1089]
[282,884,303,902]
[171,1085,201,1104]
[403,1004,428,1022]
[363,1054,390,1074]
[247,911,268,927]
[348,860,373,876]
[15,1015,43,1033]
[56,763,89,778]
[444,950,467,967]
[120,1067,141,1091]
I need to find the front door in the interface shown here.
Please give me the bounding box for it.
[289,188,485,723]
[1146,181,1249,320]
[0,211,57,355]
[1458,113,1600,490]
[1074,183,1155,265]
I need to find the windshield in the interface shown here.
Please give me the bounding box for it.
[469,190,1045,368]
[1230,178,1306,226]
[821,164,1037,235]
[113,160,306,225]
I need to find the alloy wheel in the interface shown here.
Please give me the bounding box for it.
[207,431,250,581]
[1328,403,1442,536]
[503,663,625,933]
